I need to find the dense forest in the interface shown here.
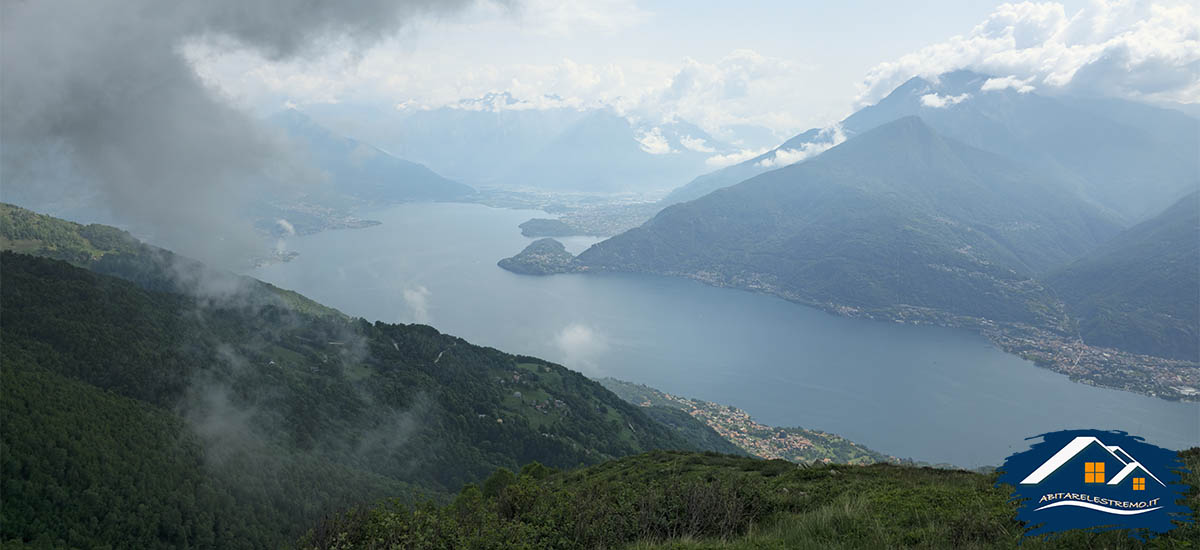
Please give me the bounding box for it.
[0,203,739,548]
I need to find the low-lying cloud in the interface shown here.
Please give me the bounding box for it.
[920,92,971,108]
[554,322,609,374]
[981,75,1037,93]
[403,285,433,324]
[756,124,846,169]
[705,147,770,168]
[636,127,674,155]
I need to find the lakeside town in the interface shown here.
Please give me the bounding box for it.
[599,378,893,465]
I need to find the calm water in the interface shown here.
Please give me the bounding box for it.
[252,202,1200,467]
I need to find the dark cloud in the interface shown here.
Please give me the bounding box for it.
[0,0,483,265]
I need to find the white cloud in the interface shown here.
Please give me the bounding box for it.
[647,50,820,139]
[679,135,714,153]
[920,92,971,108]
[510,0,652,36]
[756,124,846,168]
[403,286,432,324]
[981,75,1036,93]
[554,323,608,374]
[636,127,673,154]
[705,147,770,167]
[188,42,821,140]
[857,0,1200,106]
[275,218,296,236]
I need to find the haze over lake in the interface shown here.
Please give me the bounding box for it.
[253,202,1199,467]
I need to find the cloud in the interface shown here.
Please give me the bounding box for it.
[190,44,819,141]
[920,92,972,108]
[756,124,846,169]
[857,0,1200,106]
[705,148,770,168]
[508,0,651,36]
[403,286,433,324]
[635,127,673,154]
[275,219,297,236]
[554,323,608,374]
[679,135,715,153]
[981,75,1037,93]
[1,0,482,266]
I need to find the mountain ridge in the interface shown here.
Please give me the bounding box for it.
[661,70,1198,223]
[1047,192,1200,361]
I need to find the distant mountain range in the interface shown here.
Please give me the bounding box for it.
[303,96,588,185]
[663,71,1199,225]
[267,109,475,204]
[303,98,747,193]
[501,111,737,192]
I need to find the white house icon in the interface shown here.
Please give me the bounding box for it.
[1020,436,1166,487]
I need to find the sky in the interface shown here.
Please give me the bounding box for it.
[190,0,1199,141]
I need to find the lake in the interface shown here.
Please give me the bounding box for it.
[252,202,1200,467]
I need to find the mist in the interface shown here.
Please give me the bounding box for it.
[0,0,487,267]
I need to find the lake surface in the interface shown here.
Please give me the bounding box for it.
[253,202,1199,467]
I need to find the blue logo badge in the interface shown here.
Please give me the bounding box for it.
[996,430,1192,540]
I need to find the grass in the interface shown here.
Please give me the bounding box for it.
[302,448,1200,549]
[622,450,1199,549]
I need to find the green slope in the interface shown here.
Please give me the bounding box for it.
[1047,192,1200,361]
[0,250,698,548]
[0,201,343,318]
[301,449,1200,549]
[578,117,1119,325]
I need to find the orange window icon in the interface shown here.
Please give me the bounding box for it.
[1084,462,1105,483]
[1133,477,1145,491]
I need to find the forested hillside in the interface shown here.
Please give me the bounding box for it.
[0,202,342,317]
[0,247,701,547]
[577,117,1117,326]
[1048,193,1200,361]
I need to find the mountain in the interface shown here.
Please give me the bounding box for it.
[496,110,736,192]
[574,117,1121,325]
[663,71,1199,222]
[268,109,474,203]
[1047,193,1200,361]
[0,202,344,317]
[306,100,737,193]
[663,126,831,204]
[304,94,591,184]
[0,205,717,548]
